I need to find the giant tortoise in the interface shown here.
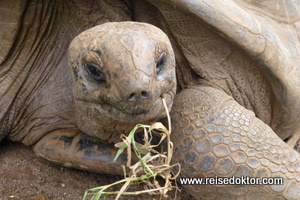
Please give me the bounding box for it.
[1,0,300,199]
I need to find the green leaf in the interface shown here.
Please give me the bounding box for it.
[91,192,102,200]
[113,143,128,162]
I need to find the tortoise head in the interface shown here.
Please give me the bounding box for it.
[68,22,176,139]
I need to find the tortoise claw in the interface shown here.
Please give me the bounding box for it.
[34,129,128,175]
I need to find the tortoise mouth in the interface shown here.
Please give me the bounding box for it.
[102,93,170,116]
[103,97,158,115]
[76,91,173,122]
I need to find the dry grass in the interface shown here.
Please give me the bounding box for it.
[83,97,180,200]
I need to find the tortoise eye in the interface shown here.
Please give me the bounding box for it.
[84,62,106,82]
[156,52,166,75]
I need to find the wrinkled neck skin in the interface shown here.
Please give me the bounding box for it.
[2,54,76,146]
[0,0,132,145]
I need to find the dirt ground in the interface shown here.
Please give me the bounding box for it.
[0,140,193,200]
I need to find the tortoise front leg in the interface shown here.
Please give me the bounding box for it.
[171,86,300,199]
[34,129,127,175]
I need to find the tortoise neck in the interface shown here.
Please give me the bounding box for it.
[6,57,77,145]
[0,0,79,144]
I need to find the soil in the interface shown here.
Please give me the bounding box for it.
[0,141,193,200]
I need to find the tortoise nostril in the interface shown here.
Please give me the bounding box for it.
[128,93,136,102]
[141,91,149,99]
[128,91,150,102]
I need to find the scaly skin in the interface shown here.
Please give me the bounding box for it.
[171,86,300,199]
[34,129,128,175]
